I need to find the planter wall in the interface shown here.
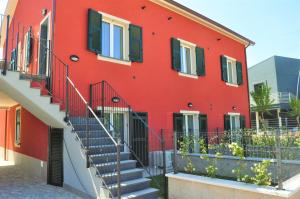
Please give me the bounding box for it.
[167,173,300,199]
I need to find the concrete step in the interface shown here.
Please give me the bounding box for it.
[87,144,124,155]
[90,152,130,164]
[121,188,159,199]
[96,160,137,173]
[100,168,144,185]
[70,117,101,124]
[81,137,116,146]
[110,178,151,196]
[75,130,109,138]
[72,123,105,131]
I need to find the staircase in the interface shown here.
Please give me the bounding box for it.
[70,117,159,199]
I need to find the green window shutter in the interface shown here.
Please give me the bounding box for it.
[10,49,16,70]
[171,38,181,71]
[88,9,102,54]
[199,114,208,150]
[196,47,205,76]
[129,24,143,62]
[240,115,246,129]
[173,113,184,133]
[25,27,32,67]
[224,114,231,131]
[236,61,243,85]
[221,55,228,82]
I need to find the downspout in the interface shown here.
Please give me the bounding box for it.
[4,108,8,161]
[244,42,252,128]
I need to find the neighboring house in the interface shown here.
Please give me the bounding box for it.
[0,0,254,198]
[248,56,300,129]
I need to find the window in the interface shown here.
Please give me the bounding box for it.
[181,113,199,136]
[15,107,21,146]
[88,9,143,64]
[227,58,237,84]
[179,41,196,76]
[101,21,124,60]
[230,115,240,130]
[254,82,264,92]
[104,112,125,138]
[221,55,243,86]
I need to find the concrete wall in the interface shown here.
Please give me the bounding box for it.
[248,56,278,93]
[167,173,300,199]
[176,154,300,183]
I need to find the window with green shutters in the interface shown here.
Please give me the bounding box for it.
[10,49,17,71]
[224,114,244,131]
[129,24,143,62]
[24,27,32,67]
[171,38,205,77]
[88,9,102,54]
[240,115,246,129]
[87,9,143,64]
[221,55,243,86]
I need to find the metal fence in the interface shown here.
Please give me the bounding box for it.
[172,129,300,189]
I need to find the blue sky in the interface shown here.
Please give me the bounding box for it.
[0,0,299,67]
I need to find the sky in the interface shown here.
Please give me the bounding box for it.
[0,0,299,67]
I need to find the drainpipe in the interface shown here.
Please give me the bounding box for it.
[4,108,8,161]
[244,42,252,129]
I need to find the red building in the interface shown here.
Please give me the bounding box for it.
[0,0,254,198]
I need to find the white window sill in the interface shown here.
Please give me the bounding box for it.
[178,72,198,79]
[14,143,21,148]
[226,82,239,87]
[97,55,131,66]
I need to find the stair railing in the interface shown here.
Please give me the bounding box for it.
[1,14,123,199]
[90,81,168,192]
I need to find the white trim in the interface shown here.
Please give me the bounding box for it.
[97,55,131,66]
[15,106,21,147]
[178,72,198,79]
[100,11,131,24]
[96,106,131,112]
[228,112,240,116]
[225,55,237,61]
[37,12,51,76]
[178,38,197,47]
[226,82,239,87]
[180,110,200,114]
[166,173,294,198]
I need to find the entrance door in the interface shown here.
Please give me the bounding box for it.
[48,128,63,187]
[131,112,148,166]
[39,15,50,76]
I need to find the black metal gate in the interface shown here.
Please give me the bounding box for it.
[131,112,149,166]
[48,128,64,187]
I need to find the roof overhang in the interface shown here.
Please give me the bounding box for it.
[150,0,255,47]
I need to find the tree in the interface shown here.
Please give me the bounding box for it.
[250,84,274,129]
[289,97,300,127]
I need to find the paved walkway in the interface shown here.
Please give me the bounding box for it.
[0,161,82,199]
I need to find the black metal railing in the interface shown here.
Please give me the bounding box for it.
[0,15,122,199]
[90,81,169,198]
[67,78,122,199]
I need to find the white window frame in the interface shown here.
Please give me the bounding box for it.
[97,12,131,66]
[225,56,238,86]
[178,39,197,78]
[228,112,241,131]
[37,12,51,76]
[15,107,21,147]
[23,33,29,72]
[17,41,22,71]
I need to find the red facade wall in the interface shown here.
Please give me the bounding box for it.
[0,106,48,161]
[53,0,250,132]
[5,0,251,149]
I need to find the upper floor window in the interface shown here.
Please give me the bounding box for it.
[254,82,265,92]
[221,55,243,86]
[87,9,143,64]
[102,18,126,60]
[171,38,205,78]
